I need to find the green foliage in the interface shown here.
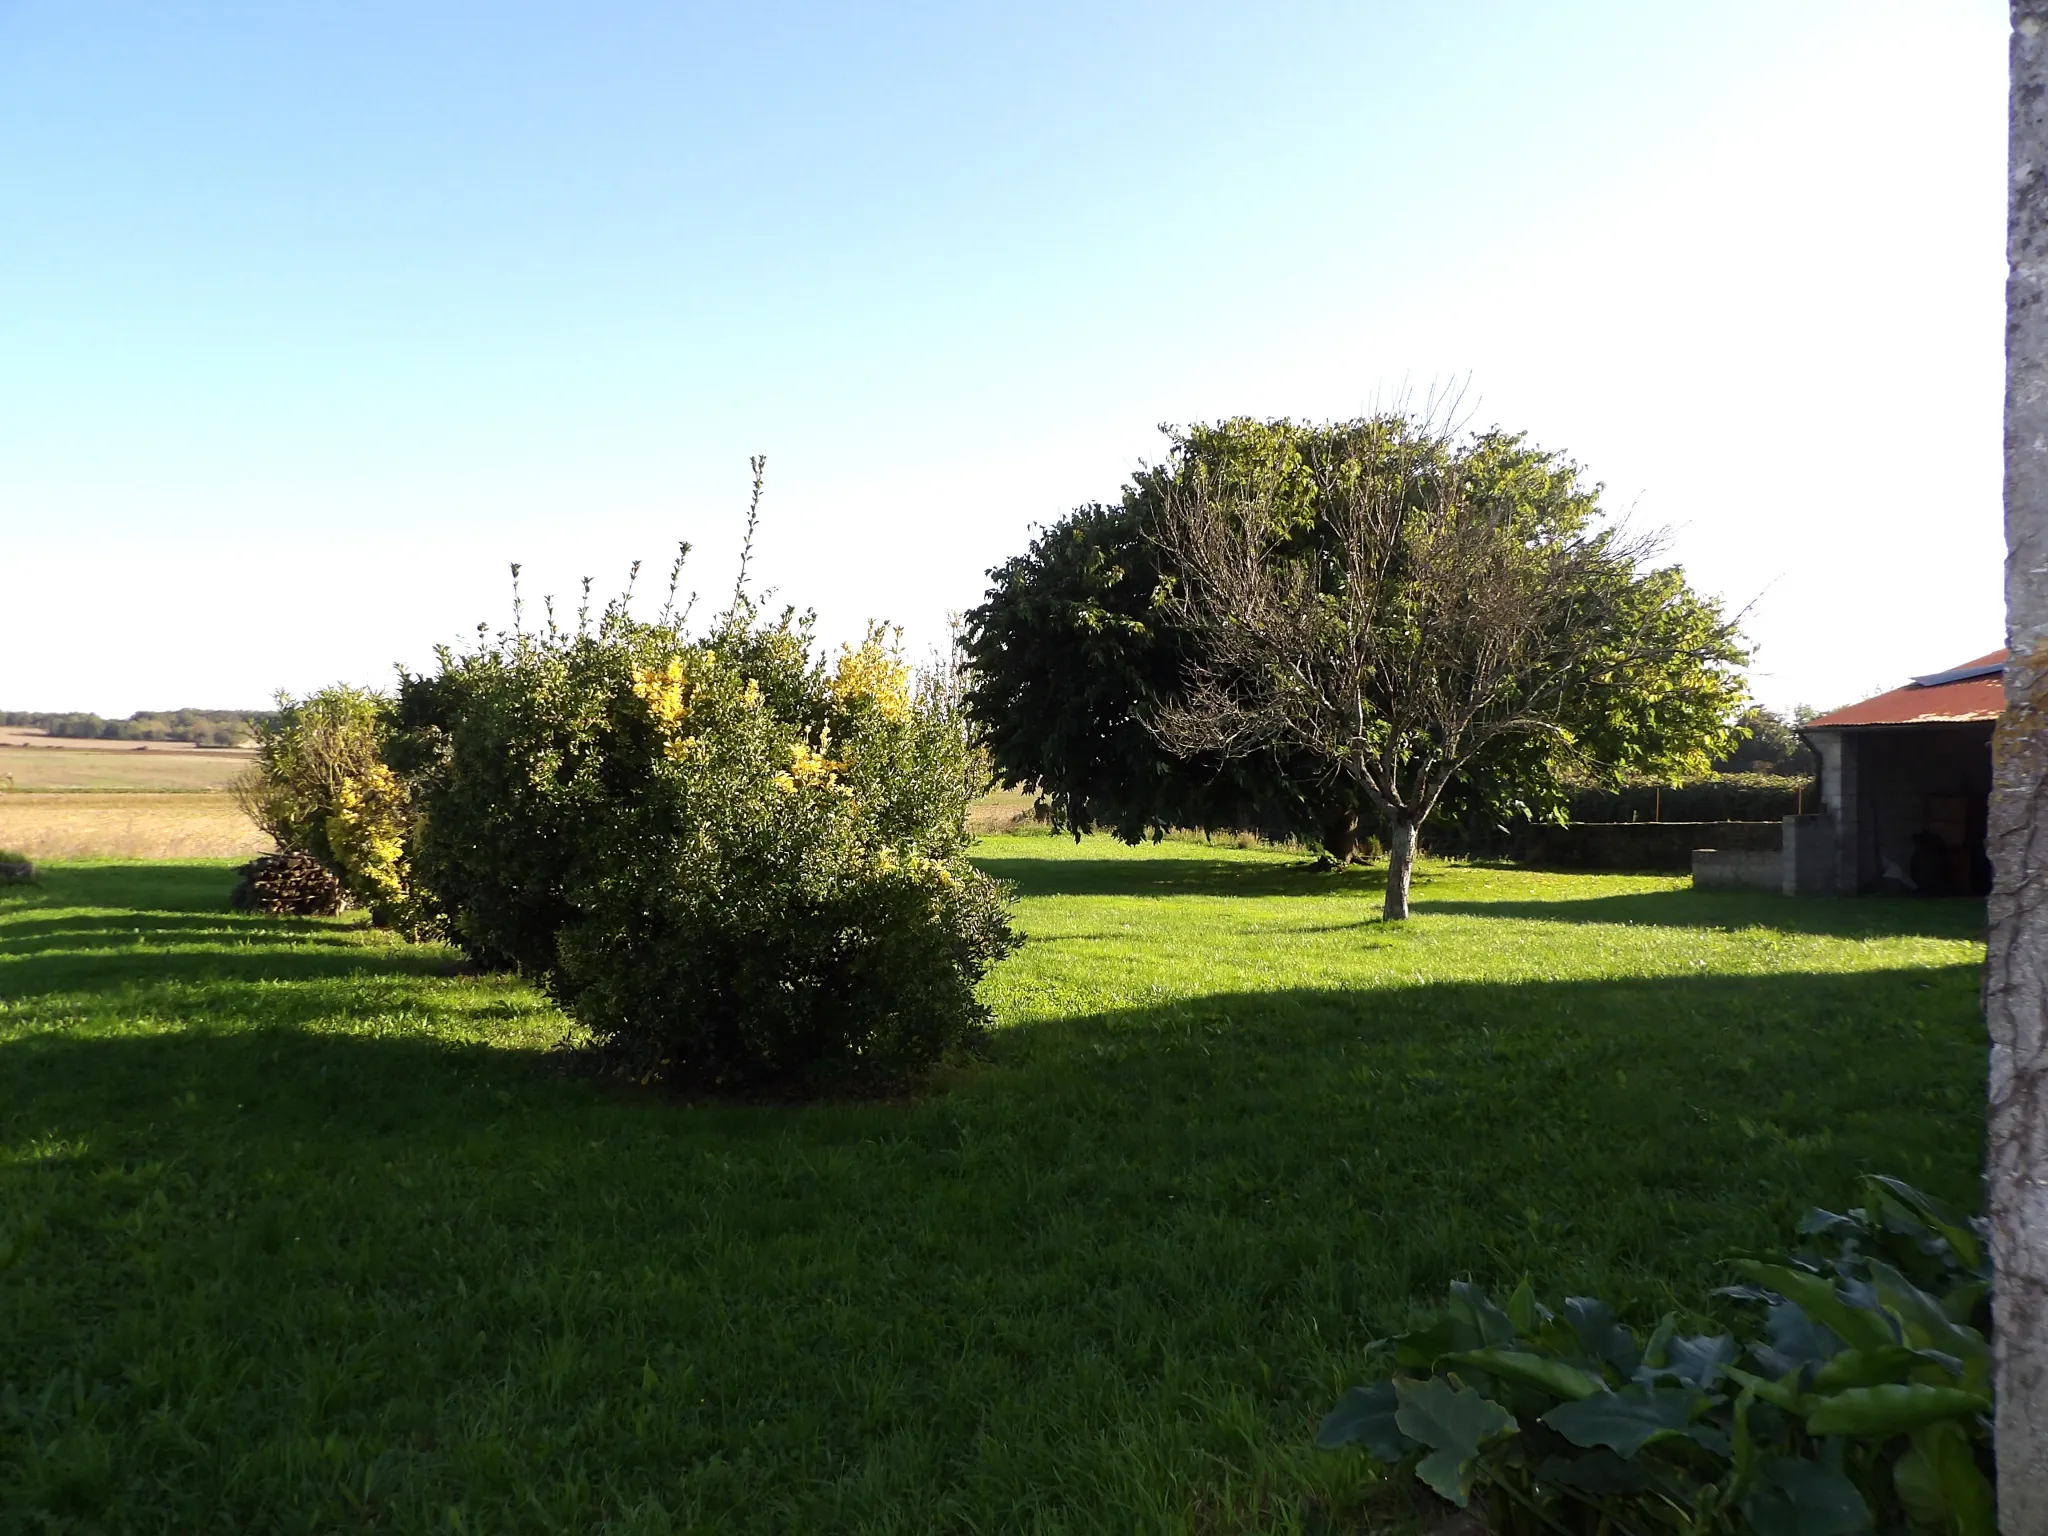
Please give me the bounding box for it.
[1320,1176,1994,1534]
[8,711,111,739]
[963,494,1362,849]
[1715,707,1817,778]
[236,686,414,926]
[965,418,1747,854]
[1563,774,1814,825]
[392,589,1017,1088]
[1423,774,1814,860]
[2,708,265,746]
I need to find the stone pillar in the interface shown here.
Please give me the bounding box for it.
[1830,732,1867,894]
[1782,813,1835,896]
[1992,6,2048,1525]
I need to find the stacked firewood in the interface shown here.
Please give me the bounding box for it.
[231,851,349,916]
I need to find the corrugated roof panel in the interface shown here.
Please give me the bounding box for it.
[1804,649,2008,729]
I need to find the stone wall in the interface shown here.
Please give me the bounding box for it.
[1692,848,1783,891]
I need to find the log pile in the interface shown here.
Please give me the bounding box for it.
[231,851,349,916]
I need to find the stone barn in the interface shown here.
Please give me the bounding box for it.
[1784,650,2005,896]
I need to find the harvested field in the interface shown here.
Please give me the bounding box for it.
[0,792,269,859]
[966,785,1041,835]
[0,733,255,792]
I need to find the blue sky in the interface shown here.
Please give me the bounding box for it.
[0,1,2009,715]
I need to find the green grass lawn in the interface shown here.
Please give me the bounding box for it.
[0,838,1988,1533]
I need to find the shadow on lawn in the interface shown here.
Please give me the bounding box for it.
[0,861,1989,1277]
[0,872,1989,1259]
[0,861,250,914]
[0,864,460,1006]
[972,847,1983,942]
[0,873,1991,1532]
[1418,888,1987,942]
[972,851,1390,901]
[0,863,1995,1532]
[0,913,371,957]
[1,956,1988,1239]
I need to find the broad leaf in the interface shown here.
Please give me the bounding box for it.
[1939,1278,1991,1329]
[1726,1364,1805,1414]
[1811,1345,1960,1393]
[1542,1385,1702,1456]
[1316,1382,1411,1460]
[1413,1445,1485,1507]
[1448,1281,1517,1350]
[1648,1333,1734,1390]
[1393,1376,1517,1508]
[1447,1348,1604,1402]
[1388,1314,1473,1371]
[1906,1421,1996,1536]
[1538,1448,1654,1496]
[1738,1457,1871,1536]
[1797,1206,1862,1243]
[1504,1277,1549,1338]
[1891,1445,1945,1529]
[1731,1261,1899,1354]
[1638,1313,1677,1375]
[1863,1260,1987,1374]
[1562,1296,1642,1375]
[1730,1382,1760,1483]
[1801,1382,1990,1437]
[1867,1175,1984,1274]
[1752,1300,1843,1376]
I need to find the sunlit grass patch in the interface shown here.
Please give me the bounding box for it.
[0,843,1986,1532]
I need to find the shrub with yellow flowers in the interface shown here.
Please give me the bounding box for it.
[233,685,418,928]
[391,576,1017,1088]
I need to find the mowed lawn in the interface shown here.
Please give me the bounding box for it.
[0,837,1987,1533]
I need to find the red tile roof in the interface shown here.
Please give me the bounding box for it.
[1803,650,2008,729]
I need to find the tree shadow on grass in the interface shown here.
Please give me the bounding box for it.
[971,851,1391,902]
[1418,888,1986,942]
[1,910,1987,1286]
[0,862,457,1000]
[2,961,1988,1296]
[0,913,375,957]
[1,862,248,914]
[971,848,1981,944]
[0,877,1990,1531]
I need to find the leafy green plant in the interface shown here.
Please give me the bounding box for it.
[1319,1176,1994,1534]
[233,686,415,927]
[392,538,1018,1089]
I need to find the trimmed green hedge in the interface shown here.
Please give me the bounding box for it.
[1565,774,1814,826]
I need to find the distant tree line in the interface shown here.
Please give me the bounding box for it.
[1710,704,1817,777]
[1,709,269,747]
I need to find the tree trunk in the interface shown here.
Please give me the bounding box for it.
[1320,808,1358,867]
[1384,818,1417,921]
[1996,11,2048,1526]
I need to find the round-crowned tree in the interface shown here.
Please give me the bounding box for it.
[966,416,1748,909]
